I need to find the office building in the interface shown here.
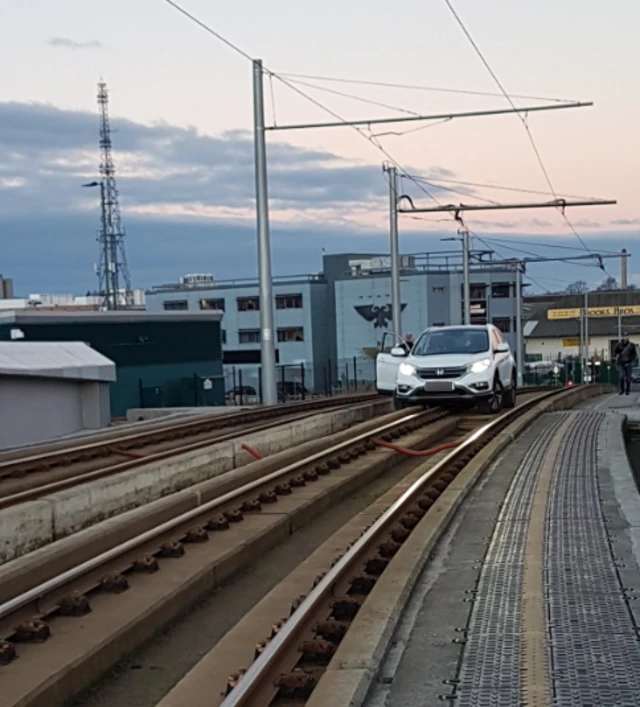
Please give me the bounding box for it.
[146,252,520,394]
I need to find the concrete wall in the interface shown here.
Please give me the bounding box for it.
[0,399,391,563]
[0,376,111,450]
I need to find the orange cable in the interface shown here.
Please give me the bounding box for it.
[242,444,264,460]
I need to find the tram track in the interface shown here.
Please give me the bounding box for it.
[212,385,600,707]
[0,393,380,510]
[0,386,565,707]
[0,404,455,707]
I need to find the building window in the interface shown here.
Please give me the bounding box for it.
[492,317,511,333]
[238,329,260,344]
[221,329,227,344]
[470,284,486,300]
[237,296,260,311]
[200,298,225,311]
[276,293,303,309]
[432,286,445,293]
[277,327,304,342]
[491,283,510,299]
[163,300,188,310]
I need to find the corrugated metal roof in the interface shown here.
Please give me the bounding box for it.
[0,342,116,382]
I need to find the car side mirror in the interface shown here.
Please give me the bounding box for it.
[391,346,408,357]
[495,342,510,353]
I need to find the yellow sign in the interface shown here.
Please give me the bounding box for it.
[562,338,591,347]
[548,305,640,320]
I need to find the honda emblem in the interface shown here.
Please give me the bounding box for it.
[436,369,444,376]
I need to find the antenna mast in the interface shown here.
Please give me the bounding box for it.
[97,80,132,309]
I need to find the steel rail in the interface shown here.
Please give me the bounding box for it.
[220,386,573,706]
[0,398,382,510]
[0,408,430,623]
[0,393,379,475]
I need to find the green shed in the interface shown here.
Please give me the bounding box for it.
[0,311,225,418]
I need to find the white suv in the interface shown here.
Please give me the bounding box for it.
[376,324,516,414]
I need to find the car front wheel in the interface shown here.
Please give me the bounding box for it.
[503,378,517,409]
[393,392,410,410]
[479,377,504,415]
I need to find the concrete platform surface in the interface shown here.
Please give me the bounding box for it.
[365,393,640,707]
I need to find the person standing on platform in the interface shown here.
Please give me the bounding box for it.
[614,334,637,395]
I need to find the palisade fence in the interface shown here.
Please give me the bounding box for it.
[523,360,621,387]
[224,356,377,405]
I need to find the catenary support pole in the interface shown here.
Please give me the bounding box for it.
[584,290,589,383]
[385,165,402,341]
[253,59,277,405]
[618,309,623,340]
[579,310,584,383]
[462,229,471,325]
[515,262,524,387]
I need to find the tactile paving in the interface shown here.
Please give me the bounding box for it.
[546,412,640,704]
[456,409,640,707]
[552,687,640,707]
[455,415,566,705]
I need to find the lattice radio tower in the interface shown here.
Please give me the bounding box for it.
[96,80,132,309]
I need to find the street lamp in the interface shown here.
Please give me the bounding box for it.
[82,181,113,310]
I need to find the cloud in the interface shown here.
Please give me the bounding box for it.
[612,218,640,226]
[571,218,601,228]
[0,101,457,227]
[48,38,103,50]
[0,100,636,294]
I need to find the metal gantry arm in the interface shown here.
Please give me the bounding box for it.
[252,56,606,405]
[396,198,618,383]
[264,101,594,132]
[398,199,617,214]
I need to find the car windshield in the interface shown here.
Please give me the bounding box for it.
[412,329,489,356]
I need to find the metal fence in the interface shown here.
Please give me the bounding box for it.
[223,357,377,404]
[523,359,621,387]
[137,373,226,409]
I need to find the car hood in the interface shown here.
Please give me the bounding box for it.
[407,352,491,368]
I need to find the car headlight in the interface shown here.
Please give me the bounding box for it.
[399,362,417,376]
[468,358,492,374]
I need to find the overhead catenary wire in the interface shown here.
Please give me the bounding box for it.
[486,237,619,255]
[276,72,576,105]
[441,0,607,267]
[163,0,254,62]
[278,76,423,117]
[399,173,501,206]
[164,0,612,275]
[267,71,445,206]
[162,0,444,207]
[478,237,605,270]
[406,174,603,203]
[468,231,553,294]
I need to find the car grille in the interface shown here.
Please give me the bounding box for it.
[416,366,466,380]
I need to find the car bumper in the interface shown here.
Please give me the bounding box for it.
[395,379,494,403]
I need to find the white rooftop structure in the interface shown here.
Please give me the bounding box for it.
[0,342,116,382]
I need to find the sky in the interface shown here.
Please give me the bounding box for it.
[1,0,639,295]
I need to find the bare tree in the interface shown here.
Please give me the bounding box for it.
[565,280,588,294]
[596,276,618,291]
